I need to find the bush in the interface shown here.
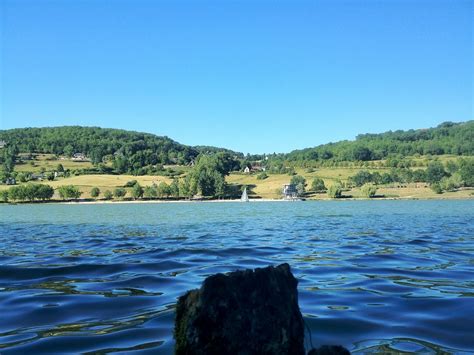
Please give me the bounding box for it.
[256,172,268,180]
[430,183,443,194]
[114,188,127,199]
[440,173,462,192]
[131,183,144,199]
[58,185,82,200]
[104,190,113,200]
[349,170,373,187]
[327,184,343,198]
[311,178,326,192]
[144,185,158,199]
[459,158,474,187]
[0,190,9,202]
[361,183,377,198]
[157,182,170,198]
[90,187,100,198]
[426,161,446,184]
[124,180,138,188]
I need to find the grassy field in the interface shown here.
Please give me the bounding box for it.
[4,154,473,200]
[1,171,472,200]
[227,167,390,199]
[15,154,95,172]
[0,174,173,198]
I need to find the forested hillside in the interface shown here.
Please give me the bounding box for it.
[1,121,473,172]
[0,126,198,166]
[283,121,474,162]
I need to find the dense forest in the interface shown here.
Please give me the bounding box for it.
[1,121,473,176]
[0,126,199,167]
[280,121,473,163]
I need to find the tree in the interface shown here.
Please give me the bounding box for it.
[287,167,296,176]
[113,156,129,174]
[430,183,443,194]
[361,183,377,198]
[169,179,180,198]
[90,147,104,165]
[352,146,372,161]
[64,145,74,158]
[446,160,458,174]
[256,172,268,180]
[36,184,54,200]
[1,145,18,174]
[188,154,229,197]
[328,183,342,198]
[17,172,28,183]
[7,184,54,202]
[124,180,138,187]
[311,178,326,192]
[213,171,226,198]
[412,169,426,182]
[0,190,9,202]
[113,188,127,199]
[290,175,306,196]
[131,183,144,199]
[58,185,82,200]
[144,184,158,199]
[157,182,170,198]
[179,178,193,199]
[441,174,462,192]
[90,187,100,198]
[104,190,113,200]
[425,161,446,184]
[56,163,64,172]
[350,170,372,187]
[459,158,474,187]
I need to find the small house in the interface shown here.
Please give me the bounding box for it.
[0,140,6,149]
[72,153,87,161]
[282,184,298,200]
[244,166,251,173]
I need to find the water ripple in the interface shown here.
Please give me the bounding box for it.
[0,200,473,353]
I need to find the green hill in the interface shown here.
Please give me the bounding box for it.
[283,121,473,163]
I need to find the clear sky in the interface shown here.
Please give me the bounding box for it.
[0,0,472,154]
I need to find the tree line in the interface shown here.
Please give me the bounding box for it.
[347,158,473,192]
[270,121,474,164]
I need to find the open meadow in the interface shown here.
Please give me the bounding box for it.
[3,156,473,200]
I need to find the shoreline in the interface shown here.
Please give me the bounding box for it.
[2,195,473,206]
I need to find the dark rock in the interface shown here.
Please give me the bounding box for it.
[174,263,305,355]
[308,345,351,355]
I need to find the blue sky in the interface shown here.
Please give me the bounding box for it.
[0,0,472,154]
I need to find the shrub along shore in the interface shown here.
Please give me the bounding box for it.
[1,178,472,204]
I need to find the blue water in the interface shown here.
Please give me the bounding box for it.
[0,200,473,354]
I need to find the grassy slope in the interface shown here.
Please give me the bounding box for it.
[4,154,473,200]
[15,154,95,172]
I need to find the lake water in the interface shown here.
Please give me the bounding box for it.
[0,200,473,354]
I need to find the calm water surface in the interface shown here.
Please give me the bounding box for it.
[0,200,473,354]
